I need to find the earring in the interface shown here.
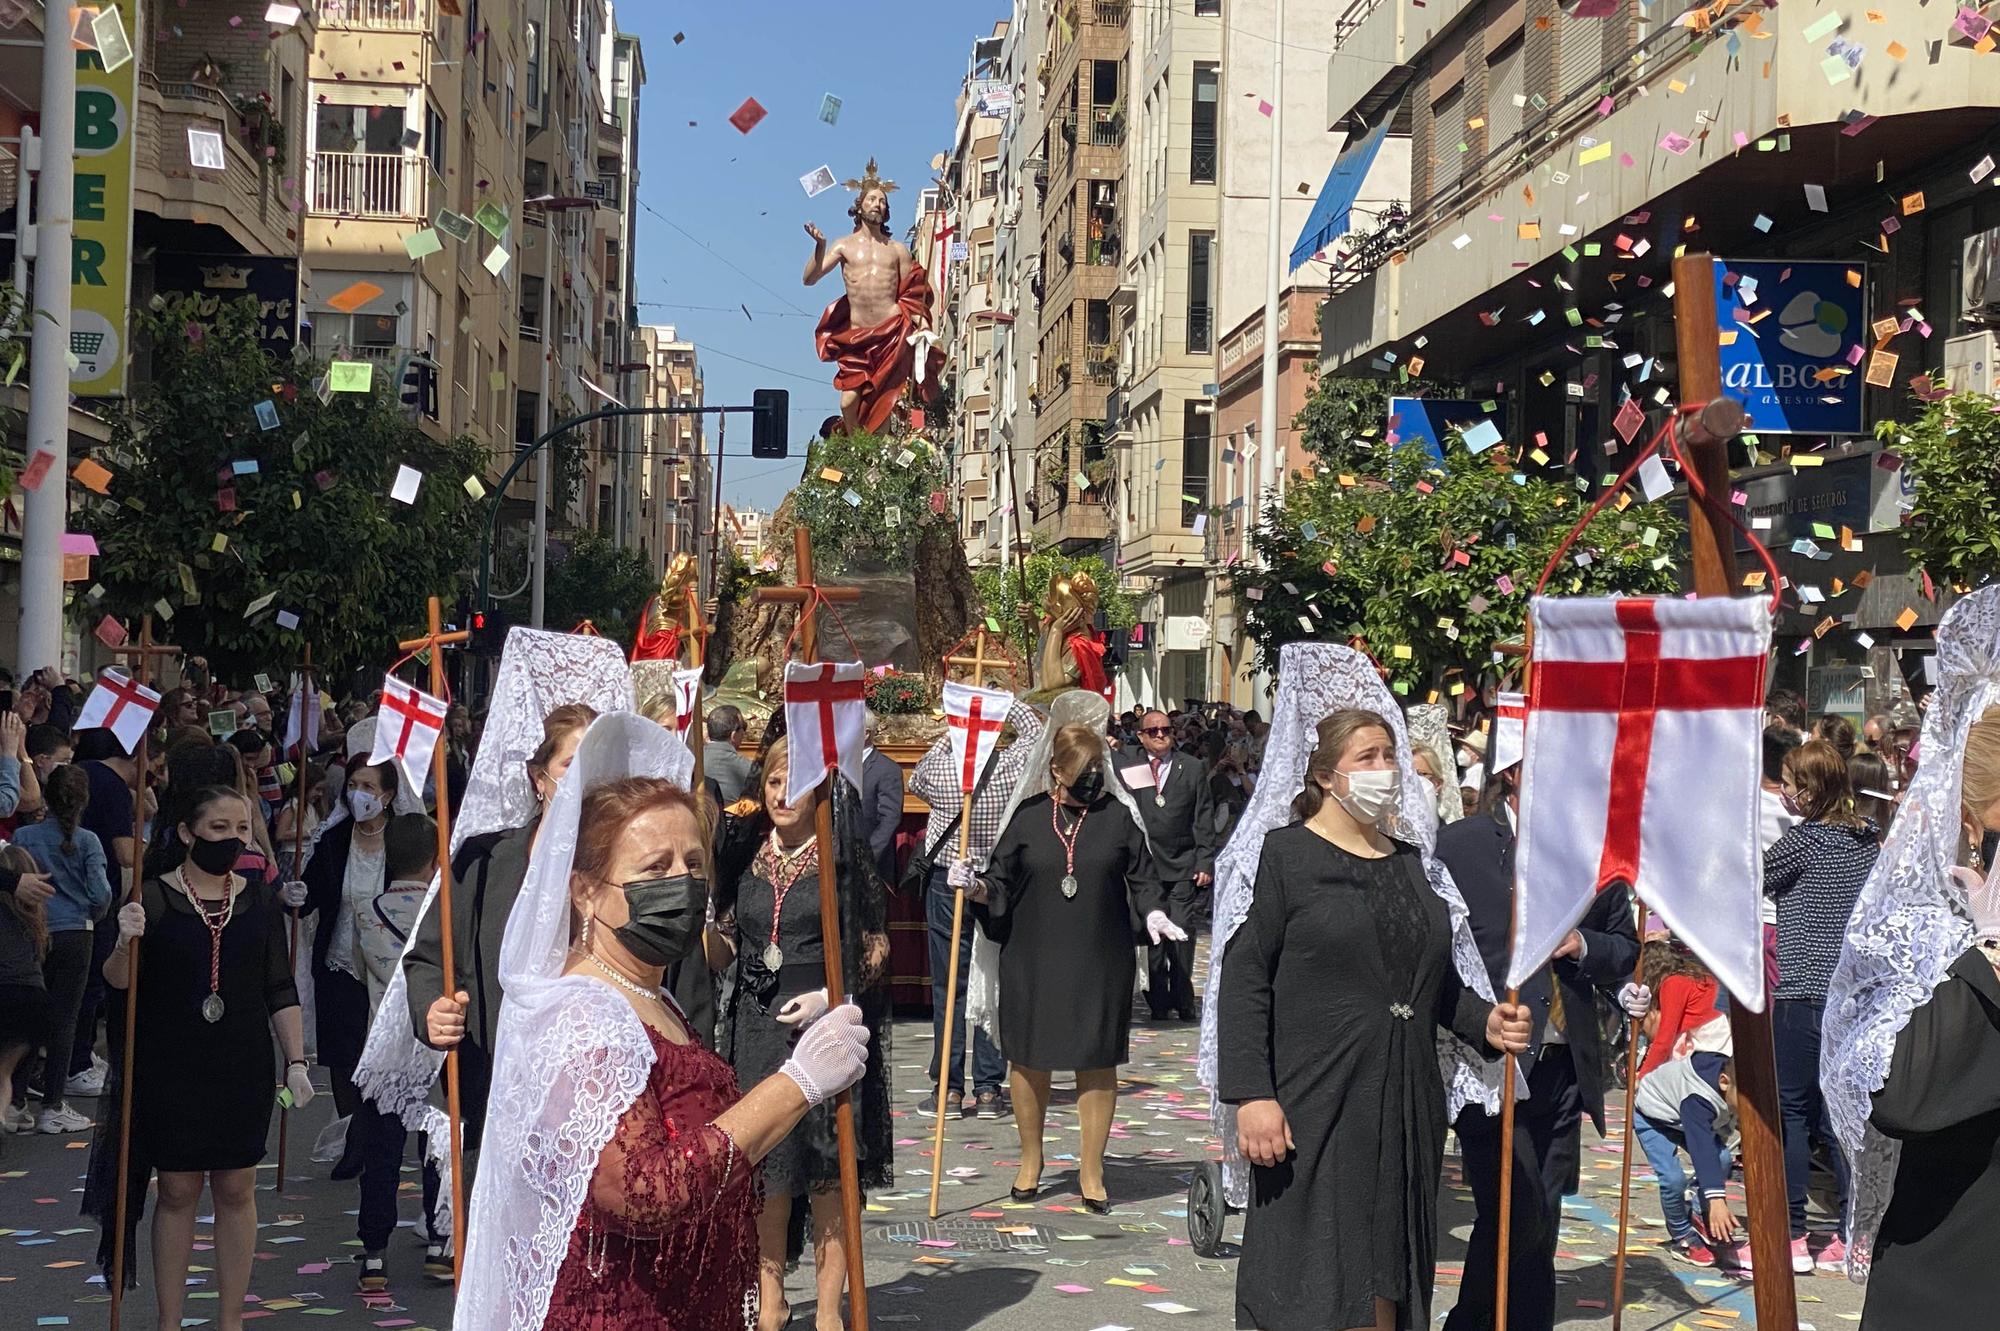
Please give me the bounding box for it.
[580,912,594,951]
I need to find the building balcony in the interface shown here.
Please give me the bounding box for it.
[1320,0,2000,372]
[133,77,297,260]
[309,151,427,220]
[1093,0,1130,25]
[316,0,425,30]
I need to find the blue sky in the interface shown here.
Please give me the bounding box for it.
[617,3,994,514]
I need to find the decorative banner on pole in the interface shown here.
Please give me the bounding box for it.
[369,675,448,789]
[1511,596,1772,1009]
[943,681,1012,793]
[672,666,703,739]
[283,669,321,758]
[1491,691,1527,775]
[71,0,139,395]
[75,668,161,754]
[782,660,866,807]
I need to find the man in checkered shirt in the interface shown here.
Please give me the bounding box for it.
[908,698,1045,1120]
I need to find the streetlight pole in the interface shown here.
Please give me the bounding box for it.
[17,10,77,673]
[1251,0,1285,712]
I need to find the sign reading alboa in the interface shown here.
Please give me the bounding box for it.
[1510,596,1772,1010]
[369,675,448,790]
[77,668,160,754]
[943,681,1013,793]
[782,661,867,807]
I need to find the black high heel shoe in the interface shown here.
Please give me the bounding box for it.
[1010,1184,1040,1203]
[1079,1194,1111,1215]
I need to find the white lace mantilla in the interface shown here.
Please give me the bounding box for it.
[1823,584,2000,1283]
[353,627,641,1221]
[456,712,696,1328]
[1197,643,1506,1209]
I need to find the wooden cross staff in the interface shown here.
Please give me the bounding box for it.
[109,617,181,1331]
[397,598,472,1286]
[754,528,870,1331]
[927,626,1019,1219]
[1490,254,1794,1331]
[276,643,313,1191]
[681,589,712,795]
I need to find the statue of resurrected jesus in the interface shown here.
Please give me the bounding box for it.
[804,159,941,436]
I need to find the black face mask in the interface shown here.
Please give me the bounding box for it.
[1066,763,1107,804]
[612,873,706,967]
[187,834,244,876]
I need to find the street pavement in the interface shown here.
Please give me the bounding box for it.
[1,1013,1866,1330]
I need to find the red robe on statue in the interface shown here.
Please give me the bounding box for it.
[814,263,945,436]
[1067,633,1111,701]
[629,599,683,663]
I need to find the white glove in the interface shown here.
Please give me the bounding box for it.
[778,1003,871,1107]
[279,880,308,909]
[776,988,831,1028]
[1146,910,1189,944]
[116,900,147,943]
[284,1062,315,1110]
[1617,982,1652,1019]
[947,858,977,890]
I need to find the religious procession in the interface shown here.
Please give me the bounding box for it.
[5,2,2000,1331]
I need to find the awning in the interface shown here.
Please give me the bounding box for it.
[1288,112,1394,273]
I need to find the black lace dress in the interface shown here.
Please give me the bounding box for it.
[1217,829,1496,1331]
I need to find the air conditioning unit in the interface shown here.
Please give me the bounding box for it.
[1943,330,1997,395]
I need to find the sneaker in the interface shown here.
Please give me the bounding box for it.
[358,1251,388,1292]
[0,1104,35,1133]
[1667,1234,1717,1266]
[63,1065,106,1098]
[1815,1236,1849,1271]
[918,1092,965,1119]
[974,1090,1006,1120]
[36,1105,92,1134]
[423,1243,452,1281]
[1717,1241,1753,1272]
[1790,1236,1814,1274]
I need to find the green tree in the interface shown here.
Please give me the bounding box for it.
[972,549,1139,660]
[1876,390,2000,591]
[76,295,489,678]
[1236,377,1683,697]
[542,526,658,642]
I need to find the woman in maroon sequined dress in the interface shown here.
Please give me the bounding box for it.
[455,713,872,1331]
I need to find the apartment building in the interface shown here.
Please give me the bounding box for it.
[1107,0,1221,706]
[1315,0,2000,698]
[988,2,1046,581]
[1027,0,1129,556]
[720,505,768,565]
[634,323,709,580]
[933,25,1010,564]
[595,29,644,548]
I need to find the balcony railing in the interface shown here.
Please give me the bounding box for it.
[317,0,425,30]
[1191,137,1218,183]
[1093,0,1130,24]
[1187,305,1213,355]
[311,152,426,219]
[1089,112,1125,148]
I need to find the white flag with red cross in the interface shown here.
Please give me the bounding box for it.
[77,669,162,755]
[1510,595,1772,1010]
[672,667,704,739]
[1491,691,1527,775]
[943,681,1013,794]
[368,674,448,789]
[782,661,867,807]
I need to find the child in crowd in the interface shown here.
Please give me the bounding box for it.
[350,812,445,1290]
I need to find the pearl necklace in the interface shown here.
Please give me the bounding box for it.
[583,953,663,1002]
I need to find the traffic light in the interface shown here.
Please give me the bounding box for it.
[470,609,505,656]
[752,388,789,459]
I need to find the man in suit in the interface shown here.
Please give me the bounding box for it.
[859,710,905,888]
[1116,708,1217,1021]
[703,705,757,804]
[1438,758,1637,1331]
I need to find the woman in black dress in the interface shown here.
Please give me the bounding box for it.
[94,786,312,1328]
[712,734,891,1331]
[1218,710,1529,1331]
[965,722,1175,1212]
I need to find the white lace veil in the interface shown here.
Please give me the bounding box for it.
[964,689,1153,1048]
[1197,642,1507,1209]
[354,628,638,1178]
[1405,702,1466,824]
[455,710,697,1330]
[1823,584,2000,1282]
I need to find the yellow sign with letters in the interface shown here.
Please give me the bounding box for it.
[70,0,140,396]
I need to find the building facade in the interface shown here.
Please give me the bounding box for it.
[988,0,1046,578]
[634,323,708,579]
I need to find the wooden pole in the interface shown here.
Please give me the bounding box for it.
[1609,904,1651,1331]
[108,617,181,1331]
[687,587,709,796]
[927,630,996,1219]
[755,530,870,1330]
[1494,978,1520,1331]
[1670,250,1796,1330]
[397,600,472,1284]
[276,644,313,1192]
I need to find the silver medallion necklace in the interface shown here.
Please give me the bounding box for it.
[174,870,235,1023]
[1051,800,1090,899]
